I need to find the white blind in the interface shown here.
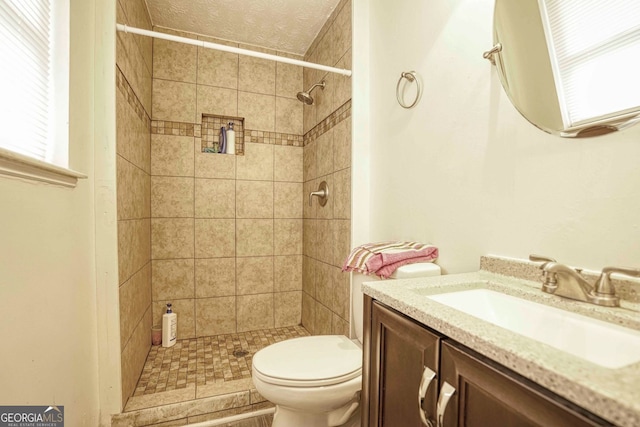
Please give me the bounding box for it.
[539,0,640,129]
[0,0,53,162]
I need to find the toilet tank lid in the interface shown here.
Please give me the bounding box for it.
[391,262,441,279]
[252,335,361,384]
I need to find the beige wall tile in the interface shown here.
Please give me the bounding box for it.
[236,219,273,257]
[195,219,236,258]
[274,219,302,255]
[274,255,302,292]
[316,128,334,178]
[333,168,350,219]
[332,313,350,337]
[153,298,196,339]
[303,180,317,219]
[238,55,275,95]
[333,265,350,321]
[151,176,194,218]
[195,296,236,336]
[196,85,238,119]
[276,62,303,99]
[333,50,352,111]
[236,180,273,219]
[315,302,332,335]
[302,256,316,298]
[274,182,302,219]
[303,219,317,259]
[301,292,316,334]
[237,257,274,295]
[151,135,195,177]
[238,92,275,132]
[119,263,151,351]
[116,89,150,173]
[197,46,239,89]
[315,74,334,124]
[275,291,302,327]
[331,0,352,65]
[333,219,351,268]
[316,220,333,264]
[333,117,351,171]
[315,261,333,309]
[274,146,303,182]
[195,178,235,218]
[152,259,195,301]
[119,0,153,69]
[118,218,151,284]
[195,258,236,298]
[121,307,152,406]
[303,140,317,182]
[153,38,197,83]
[275,97,303,135]
[303,100,315,134]
[117,155,150,220]
[152,79,196,122]
[236,143,273,181]
[237,294,274,332]
[195,142,236,179]
[151,218,194,259]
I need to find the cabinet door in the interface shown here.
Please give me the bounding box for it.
[439,341,613,427]
[368,300,441,427]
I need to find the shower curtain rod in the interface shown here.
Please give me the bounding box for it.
[116,24,353,77]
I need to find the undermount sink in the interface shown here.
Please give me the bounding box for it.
[427,288,640,369]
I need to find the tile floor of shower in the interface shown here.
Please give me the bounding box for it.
[118,325,310,427]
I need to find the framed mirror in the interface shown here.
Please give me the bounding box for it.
[488,0,640,137]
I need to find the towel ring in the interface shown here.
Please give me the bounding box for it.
[396,71,421,109]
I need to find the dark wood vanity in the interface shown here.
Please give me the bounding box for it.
[362,296,615,427]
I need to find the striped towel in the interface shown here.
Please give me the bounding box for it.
[342,241,438,279]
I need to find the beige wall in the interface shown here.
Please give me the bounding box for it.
[301,0,353,336]
[116,0,153,408]
[148,29,305,338]
[0,0,101,424]
[358,0,640,274]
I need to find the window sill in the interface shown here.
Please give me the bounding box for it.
[0,147,87,188]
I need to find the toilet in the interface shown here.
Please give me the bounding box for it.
[252,262,442,427]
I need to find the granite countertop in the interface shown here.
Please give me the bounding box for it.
[362,269,640,427]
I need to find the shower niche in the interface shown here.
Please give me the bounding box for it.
[201,114,245,155]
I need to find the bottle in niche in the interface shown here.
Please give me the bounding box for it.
[226,122,235,155]
[162,303,177,348]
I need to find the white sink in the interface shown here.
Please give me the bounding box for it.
[427,288,640,369]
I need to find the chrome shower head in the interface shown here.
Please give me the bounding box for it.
[296,80,326,105]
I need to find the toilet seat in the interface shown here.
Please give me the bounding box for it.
[253,335,362,387]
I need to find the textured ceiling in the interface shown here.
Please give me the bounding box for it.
[145,0,342,55]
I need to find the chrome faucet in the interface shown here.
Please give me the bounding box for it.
[529,255,640,308]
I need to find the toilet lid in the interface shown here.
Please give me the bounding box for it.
[252,335,362,387]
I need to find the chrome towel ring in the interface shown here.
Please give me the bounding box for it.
[396,71,421,109]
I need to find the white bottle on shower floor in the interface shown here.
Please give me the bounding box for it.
[162,303,177,348]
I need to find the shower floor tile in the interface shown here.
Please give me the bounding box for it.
[133,325,309,397]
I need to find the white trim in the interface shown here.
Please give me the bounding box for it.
[116,24,353,77]
[184,408,275,427]
[0,147,86,188]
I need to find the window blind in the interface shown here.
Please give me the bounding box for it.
[539,0,640,129]
[0,0,53,162]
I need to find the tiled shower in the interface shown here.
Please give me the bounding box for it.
[115,0,352,421]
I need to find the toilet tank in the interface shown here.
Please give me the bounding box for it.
[350,263,442,344]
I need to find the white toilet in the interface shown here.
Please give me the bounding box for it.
[252,262,442,427]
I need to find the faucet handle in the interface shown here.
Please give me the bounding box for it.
[594,266,640,297]
[529,254,556,267]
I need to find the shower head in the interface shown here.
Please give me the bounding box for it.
[296,80,326,105]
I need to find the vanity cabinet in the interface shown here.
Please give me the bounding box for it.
[363,297,613,427]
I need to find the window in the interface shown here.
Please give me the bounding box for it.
[0,0,82,186]
[539,0,640,131]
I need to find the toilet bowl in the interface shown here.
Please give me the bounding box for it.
[252,262,441,427]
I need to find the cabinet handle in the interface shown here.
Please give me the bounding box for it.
[436,381,456,427]
[418,365,436,426]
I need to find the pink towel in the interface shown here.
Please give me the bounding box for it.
[342,241,438,279]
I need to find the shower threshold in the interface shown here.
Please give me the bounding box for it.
[112,325,309,427]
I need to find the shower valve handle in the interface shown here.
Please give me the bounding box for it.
[309,181,329,207]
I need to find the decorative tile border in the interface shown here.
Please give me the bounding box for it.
[303,99,351,146]
[245,130,304,147]
[116,65,151,130]
[151,120,198,137]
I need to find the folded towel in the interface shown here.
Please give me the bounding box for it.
[342,241,438,279]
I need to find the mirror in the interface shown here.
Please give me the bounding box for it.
[489,0,640,137]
